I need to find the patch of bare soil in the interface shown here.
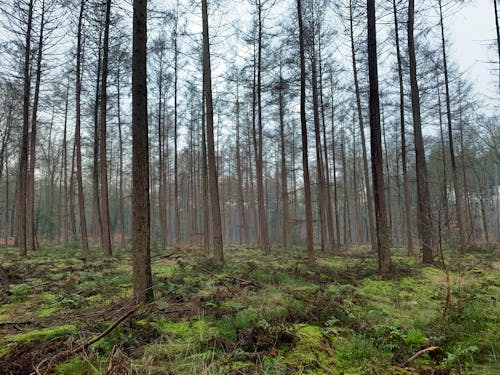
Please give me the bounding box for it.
[0,337,69,375]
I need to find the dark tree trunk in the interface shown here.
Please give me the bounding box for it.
[202,0,224,261]
[439,0,465,251]
[368,0,391,274]
[27,0,45,251]
[132,0,153,303]
[18,0,34,256]
[408,0,434,264]
[236,78,249,246]
[349,0,376,252]
[99,0,112,256]
[392,0,414,256]
[297,0,314,261]
[76,0,89,256]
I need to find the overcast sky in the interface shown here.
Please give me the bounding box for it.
[450,0,498,106]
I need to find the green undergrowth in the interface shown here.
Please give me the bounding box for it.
[0,244,498,374]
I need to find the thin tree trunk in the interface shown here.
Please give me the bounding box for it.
[202,0,223,260]
[18,0,34,256]
[201,88,209,252]
[174,4,181,248]
[392,0,413,255]
[76,0,89,256]
[117,67,126,248]
[27,0,46,251]
[439,0,465,251]
[408,0,434,264]
[330,72,341,247]
[92,25,103,245]
[310,26,327,251]
[349,0,376,252]
[254,0,271,255]
[236,78,249,246]
[278,70,290,248]
[297,0,314,261]
[99,0,112,256]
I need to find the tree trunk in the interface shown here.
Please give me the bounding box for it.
[349,0,376,252]
[278,71,290,248]
[76,0,89,256]
[392,0,413,256]
[254,0,271,255]
[439,0,465,252]
[201,88,210,252]
[27,0,46,252]
[368,0,391,275]
[236,78,249,246]
[18,0,34,256]
[408,0,434,264]
[117,67,126,248]
[99,0,112,256]
[297,0,314,261]
[92,25,103,245]
[132,0,153,303]
[202,0,224,260]
[310,28,328,251]
[174,6,181,248]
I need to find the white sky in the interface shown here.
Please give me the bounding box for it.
[450,0,498,103]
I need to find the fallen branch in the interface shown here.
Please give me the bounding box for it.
[0,320,35,326]
[34,302,143,375]
[401,346,439,367]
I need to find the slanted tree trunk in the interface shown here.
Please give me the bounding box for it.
[75,0,89,257]
[368,0,391,275]
[18,0,34,256]
[297,0,314,261]
[99,0,112,256]
[132,0,153,303]
[202,0,223,261]
[408,0,434,264]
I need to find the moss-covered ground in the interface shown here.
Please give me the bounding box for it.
[0,244,498,374]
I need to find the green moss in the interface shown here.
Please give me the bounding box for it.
[283,324,335,373]
[54,356,89,375]
[3,324,76,343]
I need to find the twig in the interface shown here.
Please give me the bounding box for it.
[34,302,143,375]
[401,346,439,367]
[0,320,35,326]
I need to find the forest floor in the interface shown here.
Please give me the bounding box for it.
[0,244,498,374]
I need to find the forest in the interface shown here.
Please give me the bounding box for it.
[0,0,499,373]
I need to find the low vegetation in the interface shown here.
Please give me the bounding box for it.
[0,245,498,374]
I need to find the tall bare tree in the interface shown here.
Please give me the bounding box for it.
[132,0,153,303]
[202,0,223,260]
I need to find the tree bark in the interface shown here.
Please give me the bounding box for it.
[27,0,45,251]
[202,0,224,261]
[132,0,153,303]
[408,0,434,264]
[99,0,112,256]
[297,0,314,261]
[75,0,89,256]
[368,0,391,274]
[392,0,414,256]
[439,0,465,252]
[349,0,376,252]
[18,0,34,256]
